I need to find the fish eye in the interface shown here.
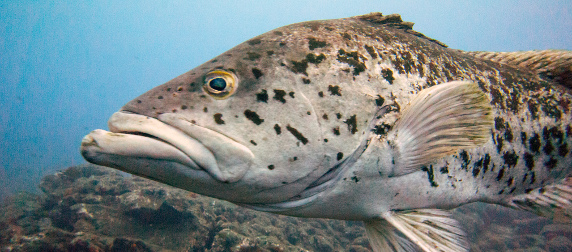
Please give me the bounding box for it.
[209,78,227,91]
[203,70,238,99]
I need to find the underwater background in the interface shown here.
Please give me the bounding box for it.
[1,1,572,251]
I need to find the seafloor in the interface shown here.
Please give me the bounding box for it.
[1,164,571,252]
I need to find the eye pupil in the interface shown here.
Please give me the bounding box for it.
[209,78,227,91]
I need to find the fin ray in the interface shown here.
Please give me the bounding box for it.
[389,81,493,176]
[510,177,572,222]
[380,209,469,252]
[364,219,417,252]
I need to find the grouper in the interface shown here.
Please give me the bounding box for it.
[80,13,572,251]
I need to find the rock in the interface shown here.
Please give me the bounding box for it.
[546,235,572,252]
[0,164,562,251]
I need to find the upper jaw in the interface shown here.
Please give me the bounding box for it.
[80,111,254,183]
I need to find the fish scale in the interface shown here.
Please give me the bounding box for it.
[81,12,572,252]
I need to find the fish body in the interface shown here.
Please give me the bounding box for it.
[81,13,572,251]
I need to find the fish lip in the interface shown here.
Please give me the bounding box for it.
[106,111,228,181]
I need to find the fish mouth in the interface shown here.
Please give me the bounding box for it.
[80,111,254,183]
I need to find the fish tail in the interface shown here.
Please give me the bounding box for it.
[466,50,572,88]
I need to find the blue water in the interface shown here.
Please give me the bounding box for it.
[1,0,571,199]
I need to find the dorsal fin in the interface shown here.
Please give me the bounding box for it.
[354,12,448,48]
[466,50,572,88]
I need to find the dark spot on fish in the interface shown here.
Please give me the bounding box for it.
[266,51,274,56]
[503,150,519,168]
[308,37,328,50]
[543,140,554,155]
[318,91,324,97]
[273,31,283,36]
[337,152,343,161]
[167,88,171,91]
[248,38,261,45]
[364,45,377,59]
[250,140,257,146]
[289,92,295,98]
[375,95,385,106]
[509,187,516,194]
[292,157,298,161]
[472,158,483,177]
[494,117,505,131]
[203,107,208,113]
[496,135,504,153]
[496,167,505,181]
[341,32,352,40]
[337,49,366,76]
[542,127,550,141]
[306,111,311,115]
[256,89,268,103]
[529,133,541,153]
[459,150,470,170]
[549,126,564,144]
[421,166,438,187]
[177,86,183,92]
[333,127,340,135]
[521,132,527,145]
[343,115,358,134]
[172,109,177,113]
[273,89,287,103]
[328,85,341,96]
[214,113,225,125]
[498,189,505,194]
[382,69,394,84]
[290,60,309,76]
[541,100,562,120]
[530,172,536,184]
[522,173,529,183]
[324,138,328,142]
[245,52,261,61]
[322,114,328,120]
[268,165,275,170]
[372,123,391,135]
[527,100,539,120]
[440,165,449,174]
[279,42,286,47]
[158,96,163,99]
[351,176,360,183]
[336,113,342,119]
[559,143,569,157]
[302,78,311,84]
[137,100,142,103]
[252,68,263,79]
[181,105,188,110]
[483,154,491,174]
[524,152,534,170]
[507,177,514,187]
[244,110,264,125]
[286,125,308,145]
[273,124,281,135]
[306,53,326,64]
[544,157,557,170]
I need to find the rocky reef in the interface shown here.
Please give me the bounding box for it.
[0,164,570,251]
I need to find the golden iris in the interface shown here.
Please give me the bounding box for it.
[203,70,238,99]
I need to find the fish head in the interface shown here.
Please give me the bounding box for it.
[80,29,331,204]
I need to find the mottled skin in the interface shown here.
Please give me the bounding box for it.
[88,14,571,222]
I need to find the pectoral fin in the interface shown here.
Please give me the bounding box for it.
[365,209,469,252]
[388,81,493,177]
